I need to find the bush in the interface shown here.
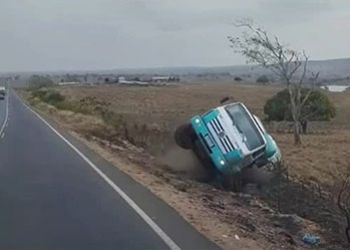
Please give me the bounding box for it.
[31,88,65,106]
[31,88,49,99]
[43,91,65,105]
[264,88,336,122]
[256,75,269,84]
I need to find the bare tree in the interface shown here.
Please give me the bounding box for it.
[229,20,319,145]
[337,174,350,243]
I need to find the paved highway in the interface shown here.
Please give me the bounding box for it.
[0,90,219,250]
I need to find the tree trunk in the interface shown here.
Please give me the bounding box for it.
[301,120,308,134]
[287,85,302,145]
[346,226,350,243]
[293,121,302,145]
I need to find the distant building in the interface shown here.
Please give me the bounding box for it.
[151,76,180,83]
[320,85,349,92]
[118,76,126,83]
[118,76,148,85]
[151,76,171,82]
[58,81,80,86]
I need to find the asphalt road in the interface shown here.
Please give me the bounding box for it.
[0,90,220,250]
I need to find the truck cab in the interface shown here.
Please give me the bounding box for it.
[175,102,281,176]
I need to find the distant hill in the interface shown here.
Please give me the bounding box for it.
[2,57,350,86]
[307,58,350,81]
[105,57,350,83]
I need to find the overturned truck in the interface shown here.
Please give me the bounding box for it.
[175,102,281,188]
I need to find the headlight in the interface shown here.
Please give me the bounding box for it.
[195,118,200,124]
[220,160,225,165]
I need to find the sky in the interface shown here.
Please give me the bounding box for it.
[1,0,350,72]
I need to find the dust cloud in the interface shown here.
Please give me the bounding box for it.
[158,145,209,180]
[158,145,275,188]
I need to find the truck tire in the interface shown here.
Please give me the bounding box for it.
[174,123,195,149]
[222,173,243,192]
[192,140,218,182]
[193,140,213,169]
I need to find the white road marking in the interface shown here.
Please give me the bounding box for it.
[0,90,9,136]
[16,93,181,250]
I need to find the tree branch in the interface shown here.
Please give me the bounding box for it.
[229,20,319,145]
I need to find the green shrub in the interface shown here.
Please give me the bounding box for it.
[31,88,48,99]
[256,75,269,84]
[42,91,65,105]
[264,88,336,122]
[31,88,65,106]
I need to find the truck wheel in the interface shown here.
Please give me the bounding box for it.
[222,173,243,192]
[174,123,195,149]
[193,140,214,169]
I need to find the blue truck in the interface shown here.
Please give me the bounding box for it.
[175,102,281,187]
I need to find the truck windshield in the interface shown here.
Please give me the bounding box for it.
[225,104,265,151]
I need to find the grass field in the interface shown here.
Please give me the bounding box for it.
[56,83,350,187]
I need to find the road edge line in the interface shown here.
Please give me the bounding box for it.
[0,89,9,136]
[17,94,181,250]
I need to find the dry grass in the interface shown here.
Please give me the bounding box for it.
[56,83,350,187]
[276,130,350,186]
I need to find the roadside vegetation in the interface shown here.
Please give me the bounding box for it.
[264,88,336,134]
[22,82,350,249]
